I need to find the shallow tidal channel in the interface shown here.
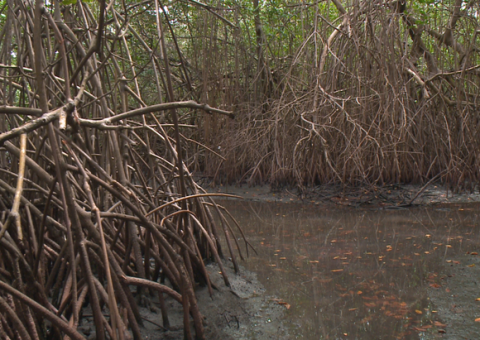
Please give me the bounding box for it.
[217,199,480,339]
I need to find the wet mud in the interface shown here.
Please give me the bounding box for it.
[78,262,286,339]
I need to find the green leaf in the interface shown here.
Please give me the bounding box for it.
[61,0,77,5]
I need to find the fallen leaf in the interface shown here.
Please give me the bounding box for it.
[475,318,480,322]
[280,257,287,260]
[434,321,447,327]
[468,264,475,267]
[309,260,319,264]
[475,298,480,301]
[357,290,363,295]
[438,329,446,333]
[415,310,423,314]
[429,283,441,288]
[316,278,333,283]
[331,269,344,273]
[278,301,291,309]
[471,252,478,255]
[348,308,357,311]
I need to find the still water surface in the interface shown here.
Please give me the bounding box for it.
[218,200,480,339]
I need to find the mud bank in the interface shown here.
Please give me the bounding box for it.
[142,262,287,339]
[207,183,480,206]
[78,262,287,339]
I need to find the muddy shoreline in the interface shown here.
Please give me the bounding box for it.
[78,261,287,340]
[206,182,480,206]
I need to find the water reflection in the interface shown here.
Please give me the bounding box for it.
[218,200,480,339]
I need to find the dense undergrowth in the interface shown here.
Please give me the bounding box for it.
[183,0,480,190]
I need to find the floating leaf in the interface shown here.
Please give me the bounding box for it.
[316,278,333,283]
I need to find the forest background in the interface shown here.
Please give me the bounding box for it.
[130,0,480,190]
[0,0,479,340]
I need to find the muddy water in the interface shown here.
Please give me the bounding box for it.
[218,200,480,339]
